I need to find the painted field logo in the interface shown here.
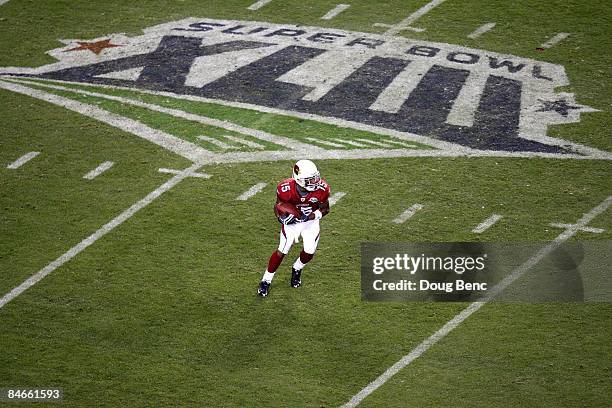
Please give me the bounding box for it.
[1,18,609,161]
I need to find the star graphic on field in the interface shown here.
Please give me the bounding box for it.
[536,99,582,117]
[64,39,121,55]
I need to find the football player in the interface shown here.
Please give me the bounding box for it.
[257,160,330,297]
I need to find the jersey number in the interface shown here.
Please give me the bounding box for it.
[280,183,291,193]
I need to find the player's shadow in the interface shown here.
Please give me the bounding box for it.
[520,243,585,302]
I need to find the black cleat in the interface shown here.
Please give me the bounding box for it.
[291,268,302,288]
[257,280,271,297]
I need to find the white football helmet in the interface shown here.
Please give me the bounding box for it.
[292,159,321,192]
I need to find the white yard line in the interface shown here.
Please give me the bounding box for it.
[540,33,570,49]
[354,139,392,148]
[83,161,114,180]
[306,137,346,148]
[0,163,204,309]
[158,167,211,178]
[392,204,423,224]
[329,191,346,206]
[0,80,213,162]
[247,0,273,11]
[197,135,233,150]
[472,214,503,233]
[0,0,11,5]
[467,22,496,39]
[332,138,367,148]
[6,151,40,169]
[385,139,419,148]
[383,0,448,35]
[9,78,321,153]
[321,4,351,20]
[237,182,268,201]
[343,194,612,407]
[199,147,609,164]
[549,222,604,234]
[223,135,265,149]
[373,22,425,33]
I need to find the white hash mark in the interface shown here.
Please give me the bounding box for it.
[472,214,503,233]
[321,4,351,20]
[237,182,268,201]
[467,22,496,39]
[329,192,346,206]
[247,0,273,11]
[392,204,423,224]
[83,161,114,180]
[7,151,40,169]
[540,33,570,49]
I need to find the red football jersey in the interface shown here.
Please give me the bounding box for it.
[277,178,330,218]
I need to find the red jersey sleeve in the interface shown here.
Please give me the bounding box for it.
[276,179,294,202]
[319,179,331,203]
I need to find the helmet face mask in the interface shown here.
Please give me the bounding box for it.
[293,160,321,192]
[300,174,321,191]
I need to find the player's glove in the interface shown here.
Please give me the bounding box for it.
[278,213,296,225]
[297,213,310,223]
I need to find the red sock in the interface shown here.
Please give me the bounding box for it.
[299,250,313,264]
[267,251,284,273]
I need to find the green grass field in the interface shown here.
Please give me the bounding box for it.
[0,1,610,407]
